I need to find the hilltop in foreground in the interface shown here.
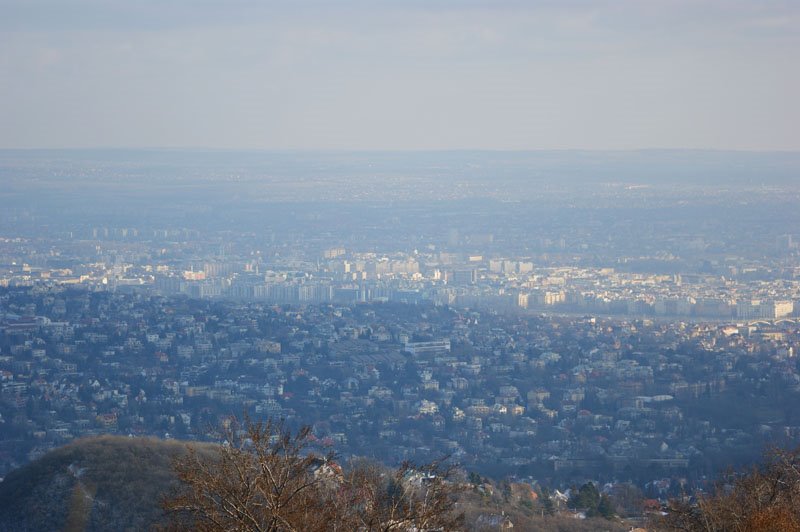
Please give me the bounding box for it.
[0,433,627,531]
[0,436,195,531]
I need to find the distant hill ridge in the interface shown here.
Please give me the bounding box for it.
[0,436,204,531]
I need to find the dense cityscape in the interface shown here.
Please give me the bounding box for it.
[4,285,800,494]
[2,151,800,513]
[3,0,799,528]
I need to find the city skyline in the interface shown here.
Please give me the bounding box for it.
[2,2,800,529]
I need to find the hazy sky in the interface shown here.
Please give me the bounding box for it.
[1,1,798,150]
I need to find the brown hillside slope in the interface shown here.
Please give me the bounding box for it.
[0,436,208,531]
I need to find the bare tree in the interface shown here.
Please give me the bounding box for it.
[162,418,463,531]
[658,446,800,532]
[335,457,464,531]
[163,418,335,532]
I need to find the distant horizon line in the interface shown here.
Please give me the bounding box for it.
[1,147,799,154]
